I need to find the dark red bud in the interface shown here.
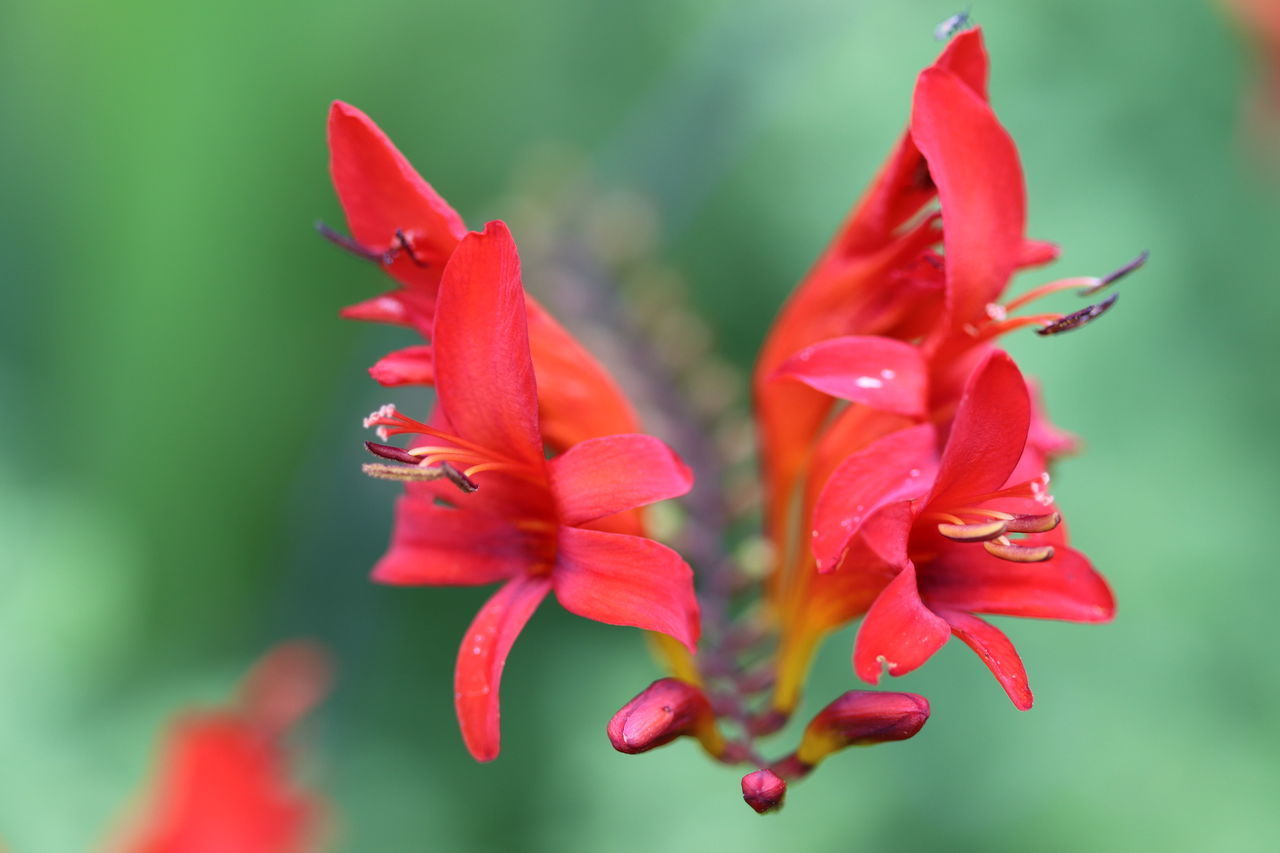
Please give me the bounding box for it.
[741,769,786,814]
[796,690,930,765]
[607,678,714,755]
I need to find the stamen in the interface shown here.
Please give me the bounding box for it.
[1035,293,1118,336]
[937,519,1008,542]
[1081,250,1149,296]
[1003,511,1061,534]
[365,441,421,465]
[362,463,447,483]
[316,221,393,264]
[983,537,1055,563]
[441,463,479,493]
[394,229,429,267]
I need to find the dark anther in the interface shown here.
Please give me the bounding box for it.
[441,462,479,493]
[1082,250,1149,296]
[394,229,429,267]
[1036,293,1118,336]
[316,221,393,264]
[365,441,421,465]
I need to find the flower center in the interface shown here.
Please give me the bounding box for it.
[920,472,1061,562]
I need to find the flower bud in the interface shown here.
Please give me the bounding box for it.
[796,690,930,766]
[607,678,720,755]
[741,769,786,814]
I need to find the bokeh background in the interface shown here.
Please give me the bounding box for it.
[3,0,1278,850]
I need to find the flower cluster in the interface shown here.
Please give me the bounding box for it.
[327,27,1138,811]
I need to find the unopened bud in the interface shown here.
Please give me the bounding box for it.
[796,690,930,766]
[741,769,786,814]
[607,678,718,755]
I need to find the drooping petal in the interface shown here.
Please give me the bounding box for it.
[929,350,1030,507]
[339,291,413,325]
[773,336,928,416]
[369,345,434,386]
[1018,239,1061,269]
[549,434,693,527]
[912,66,1026,331]
[371,495,535,587]
[328,101,467,277]
[936,608,1034,710]
[920,541,1115,623]
[552,526,699,652]
[433,221,545,467]
[853,562,951,684]
[811,423,936,571]
[455,574,552,761]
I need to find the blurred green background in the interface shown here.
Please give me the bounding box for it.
[3,0,1278,850]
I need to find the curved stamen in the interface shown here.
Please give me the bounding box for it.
[365,441,421,465]
[316,221,393,264]
[937,519,1008,542]
[1004,511,1062,534]
[1036,293,1118,336]
[983,537,1055,563]
[1081,250,1149,296]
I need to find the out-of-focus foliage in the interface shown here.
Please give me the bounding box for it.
[1,0,1277,850]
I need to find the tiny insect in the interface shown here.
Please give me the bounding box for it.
[934,9,971,41]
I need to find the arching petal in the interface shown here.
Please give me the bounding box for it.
[455,574,552,762]
[549,435,692,527]
[929,350,1030,506]
[853,563,952,684]
[433,221,544,467]
[773,336,928,416]
[811,423,936,572]
[369,345,434,387]
[936,609,1034,710]
[553,527,699,652]
[921,541,1115,623]
[371,496,535,586]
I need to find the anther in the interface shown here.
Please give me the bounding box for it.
[937,519,1008,542]
[441,462,479,493]
[316,221,394,264]
[1081,250,1149,296]
[983,537,1055,562]
[1036,293,1118,336]
[1003,512,1061,534]
[393,229,429,267]
[361,462,447,483]
[365,441,421,465]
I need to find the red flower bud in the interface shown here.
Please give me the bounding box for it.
[607,678,717,755]
[741,769,786,814]
[796,690,929,766]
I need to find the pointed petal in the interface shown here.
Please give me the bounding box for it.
[854,562,952,684]
[328,101,467,273]
[936,609,1034,710]
[930,350,1030,506]
[1018,239,1060,269]
[934,27,990,99]
[339,291,414,325]
[921,541,1115,623]
[369,345,435,387]
[811,423,936,571]
[433,221,544,467]
[455,574,551,761]
[553,527,699,652]
[773,336,928,416]
[549,435,692,527]
[371,495,535,586]
[912,67,1026,330]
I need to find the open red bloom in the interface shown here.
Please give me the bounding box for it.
[364,221,699,761]
[108,644,330,853]
[808,352,1113,708]
[328,101,639,450]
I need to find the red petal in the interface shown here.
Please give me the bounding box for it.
[371,495,534,586]
[328,101,467,280]
[811,423,936,571]
[853,562,951,684]
[929,350,1030,507]
[912,67,1026,330]
[936,609,1034,710]
[549,434,693,527]
[339,291,413,325]
[455,574,551,761]
[1018,239,1061,269]
[921,541,1115,623]
[773,336,928,416]
[369,345,434,387]
[552,527,699,652]
[934,27,990,99]
[433,221,544,467]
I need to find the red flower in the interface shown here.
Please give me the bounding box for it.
[108,643,330,853]
[327,101,639,450]
[810,352,1113,708]
[363,221,699,761]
